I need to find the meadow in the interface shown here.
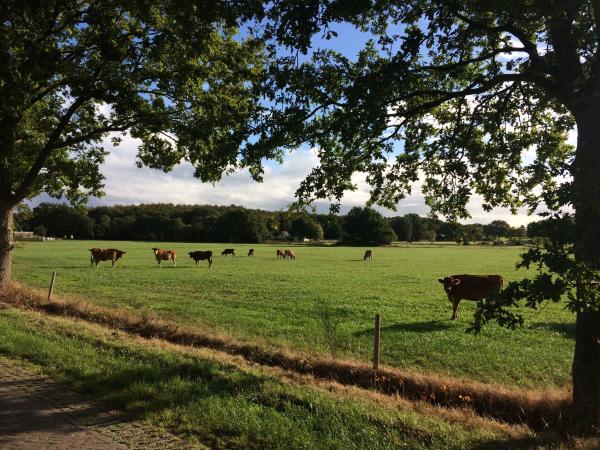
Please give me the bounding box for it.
[12,240,575,389]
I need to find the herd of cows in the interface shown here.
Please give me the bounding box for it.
[88,246,296,268]
[88,247,504,320]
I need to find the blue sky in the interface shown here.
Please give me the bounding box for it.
[29,21,574,226]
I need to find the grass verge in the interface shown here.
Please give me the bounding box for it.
[1,283,571,431]
[0,305,542,450]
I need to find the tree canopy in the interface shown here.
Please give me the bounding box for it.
[245,0,600,428]
[0,1,267,212]
[342,207,397,245]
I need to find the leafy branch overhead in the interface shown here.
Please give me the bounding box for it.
[470,215,600,333]
[0,1,266,210]
[251,1,590,218]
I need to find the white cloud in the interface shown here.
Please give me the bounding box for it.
[28,130,551,226]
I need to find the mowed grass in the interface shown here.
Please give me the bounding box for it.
[0,308,529,449]
[12,240,574,389]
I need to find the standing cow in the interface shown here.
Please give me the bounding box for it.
[152,247,177,267]
[222,248,236,257]
[438,274,503,320]
[363,250,373,261]
[276,249,286,259]
[284,249,296,260]
[188,251,213,267]
[89,248,126,268]
[248,249,254,257]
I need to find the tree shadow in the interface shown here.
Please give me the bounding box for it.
[0,355,267,448]
[353,320,453,337]
[529,322,575,339]
[470,436,545,450]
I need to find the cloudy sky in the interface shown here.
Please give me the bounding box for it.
[29,23,575,227]
[30,129,568,227]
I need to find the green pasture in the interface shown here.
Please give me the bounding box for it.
[12,240,574,389]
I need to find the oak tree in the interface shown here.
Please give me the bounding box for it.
[0,1,265,286]
[250,0,600,429]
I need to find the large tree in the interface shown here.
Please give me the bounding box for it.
[246,1,600,429]
[342,207,397,245]
[0,1,265,287]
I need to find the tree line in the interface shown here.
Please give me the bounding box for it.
[15,202,539,245]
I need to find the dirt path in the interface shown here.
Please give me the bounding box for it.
[0,356,197,450]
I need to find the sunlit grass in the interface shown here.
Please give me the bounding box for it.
[12,240,574,388]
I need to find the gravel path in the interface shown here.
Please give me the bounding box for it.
[0,355,197,449]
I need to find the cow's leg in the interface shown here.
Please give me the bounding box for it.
[451,299,460,320]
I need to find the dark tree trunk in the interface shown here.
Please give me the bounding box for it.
[571,101,600,431]
[0,206,14,290]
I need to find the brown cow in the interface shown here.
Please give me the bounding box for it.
[152,247,176,267]
[222,248,235,257]
[438,274,503,320]
[248,249,254,257]
[284,249,296,260]
[276,249,286,259]
[188,250,212,267]
[89,248,126,268]
[364,250,373,261]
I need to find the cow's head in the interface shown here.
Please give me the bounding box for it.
[152,247,159,254]
[188,252,194,258]
[438,277,461,297]
[115,250,126,260]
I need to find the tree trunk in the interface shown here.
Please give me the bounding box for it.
[0,206,14,290]
[571,101,600,431]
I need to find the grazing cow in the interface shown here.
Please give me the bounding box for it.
[152,247,176,267]
[438,274,503,320]
[188,250,213,268]
[364,250,373,261]
[276,249,286,259]
[222,248,235,256]
[285,249,296,260]
[89,248,126,268]
[248,249,254,257]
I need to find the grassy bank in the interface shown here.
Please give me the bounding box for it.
[12,240,574,388]
[0,307,533,449]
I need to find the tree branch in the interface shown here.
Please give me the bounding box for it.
[2,97,88,209]
[449,8,540,59]
[419,46,526,72]
[52,120,134,149]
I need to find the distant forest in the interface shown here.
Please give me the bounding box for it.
[13,202,554,245]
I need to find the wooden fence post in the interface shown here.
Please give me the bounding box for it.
[47,271,57,302]
[373,313,381,371]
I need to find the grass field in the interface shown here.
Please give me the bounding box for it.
[0,307,536,449]
[12,240,574,389]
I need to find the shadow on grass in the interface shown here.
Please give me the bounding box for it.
[528,322,575,339]
[353,320,454,337]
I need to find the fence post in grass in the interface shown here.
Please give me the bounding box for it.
[47,271,57,302]
[373,313,381,371]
